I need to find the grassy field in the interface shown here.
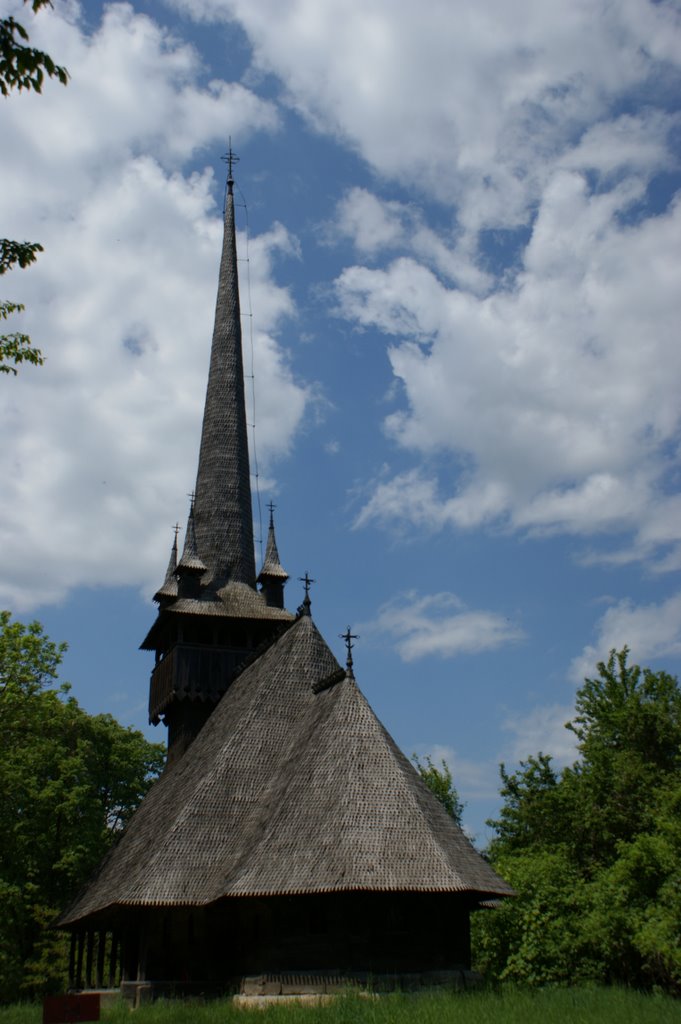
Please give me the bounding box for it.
[1,987,680,1024]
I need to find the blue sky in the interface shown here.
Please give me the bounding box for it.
[2,0,681,842]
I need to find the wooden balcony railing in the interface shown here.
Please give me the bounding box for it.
[149,644,249,722]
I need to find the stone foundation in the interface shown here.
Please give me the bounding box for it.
[239,968,483,997]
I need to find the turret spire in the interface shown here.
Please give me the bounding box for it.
[257,502,289,608]
[153,524,179,605]
[176,496,206,600]
[192,145,255,592]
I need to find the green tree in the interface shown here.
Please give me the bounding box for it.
[564,647,681,868]
[581,782,681,990]
[474,848,595,986]
[487,754,564,858]
[0,611,165,1001]
[1,1,68,375]
[412,754,464,825]
[475,649,681,991]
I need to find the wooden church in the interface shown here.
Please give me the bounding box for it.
[58,158,512,1000]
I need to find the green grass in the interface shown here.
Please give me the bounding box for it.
[1,987,679,1024]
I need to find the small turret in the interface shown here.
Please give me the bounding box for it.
[176,497,206,599]
[257,503,289,609]
[153,525,179,606]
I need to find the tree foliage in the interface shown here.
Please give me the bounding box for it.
[474,648,681,992]
[412,754,464,825]
[0,301,44,374]
[0,240,44,272]
[0,1,67,96]
[0,611,165,1001]
[1,2,68,376]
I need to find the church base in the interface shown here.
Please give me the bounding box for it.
[119,968,482,1006]
[239,969,483,997]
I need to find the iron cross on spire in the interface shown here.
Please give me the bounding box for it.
[299,571,315,598]
[221,138,239,189]
[340,626,359,677]
[297,571,315,616]
[267,500,276,526]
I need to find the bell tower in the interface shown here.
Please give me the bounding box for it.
[142,151,293,763]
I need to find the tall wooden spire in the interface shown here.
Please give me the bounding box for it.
[143,155,293,763]
[193,169,255,592]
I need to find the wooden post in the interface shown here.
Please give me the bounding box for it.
[109,933,118,989]
[138,928,147,982]
[76,931,85,990]
[69,932,77,989]
[96,931,105,988]
[85,931,94,989]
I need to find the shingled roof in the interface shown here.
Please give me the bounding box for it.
[60,613,512,925]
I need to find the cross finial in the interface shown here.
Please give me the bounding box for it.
[267,500,276,527]
[340,626,359,677]
[186,490,196,512]
[297,571,315,616]
[173,522,181,541]
[299,571,315,598]
[221,137,239,192]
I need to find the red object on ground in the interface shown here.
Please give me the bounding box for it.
[43,994,101,1024]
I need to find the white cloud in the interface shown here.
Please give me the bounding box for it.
[333,188,491,293]
[165,0,681,562]
[570,591,681,684]
[365,590,524,661]
[0,2,307,610]
[4,0,681,605]
[560,112,675,178]
[4,1,279,178]
[168,0,681,228]
[343,180,681,550]
[412,743,499,802]
[502,703,577,766]
[334,189,407,257]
